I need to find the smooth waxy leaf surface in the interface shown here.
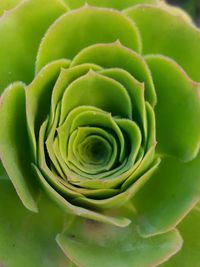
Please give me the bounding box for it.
[26,59,70,159]
[133,153,200,236]
[71,42,156,105]
[49,63,102,127]
[63,0,159,10]
[0,0,21,15]
[99,68,147,140]
[161,204,200,267]
[146,55,200,162]
[0,82,38,212]
[0,0,67,92]
[60,70,132,121]
[36,6,142,71]
[125,4,200,82]
[57,216,182,267]
[0,178,72,267]
[122,146,155,190]
[35,162,131,227]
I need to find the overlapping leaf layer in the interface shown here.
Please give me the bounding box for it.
[0,1,200,266]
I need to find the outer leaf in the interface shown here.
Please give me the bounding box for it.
[133,153,200,237]
[57,216,182,267]
[0,0,67,92]
[36,6,142,71]
[0,178,72,267]
[26,59,70,160]
[125,4,200,82]
[146,55,200,162]
[63,0,159,10]
[0,82,38,212]
[0,0,21,16]
[156,2,193,25]
[161,204,200,267]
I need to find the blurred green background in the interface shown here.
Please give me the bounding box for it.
[168,0,200,25]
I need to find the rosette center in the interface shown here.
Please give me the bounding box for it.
[77,135,111,164]
[67,125,118,175]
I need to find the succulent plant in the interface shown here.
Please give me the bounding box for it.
[0,0,200,266]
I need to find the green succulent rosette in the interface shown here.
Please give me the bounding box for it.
[0,0,200,266]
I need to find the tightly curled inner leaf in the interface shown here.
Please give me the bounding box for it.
[0,1,200,267]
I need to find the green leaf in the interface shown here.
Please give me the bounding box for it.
[26,59,70,160]
[0,82,38,212]
[45,104,67,179]
[0,0,21,16]
[33,163,131,228]
[38,118,87,199]
[57,216,182,267]
[145,101,156,150]
[160,204,200,267]
[0,178,72,267]
[36,6,142,71]
[156,1,193,25]
[99,68,147,142]
[71,42,156,105]
[121,146,156,190]
[49,63,102,128]
[133,153,200,237]
[63,0,159,10]
[146,55,200,162]
[60,70,132,121]
[125,4,200,82]
[115,118,142,165]
[0,0,67,93]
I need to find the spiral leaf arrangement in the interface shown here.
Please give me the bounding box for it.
[0,1,200,267]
